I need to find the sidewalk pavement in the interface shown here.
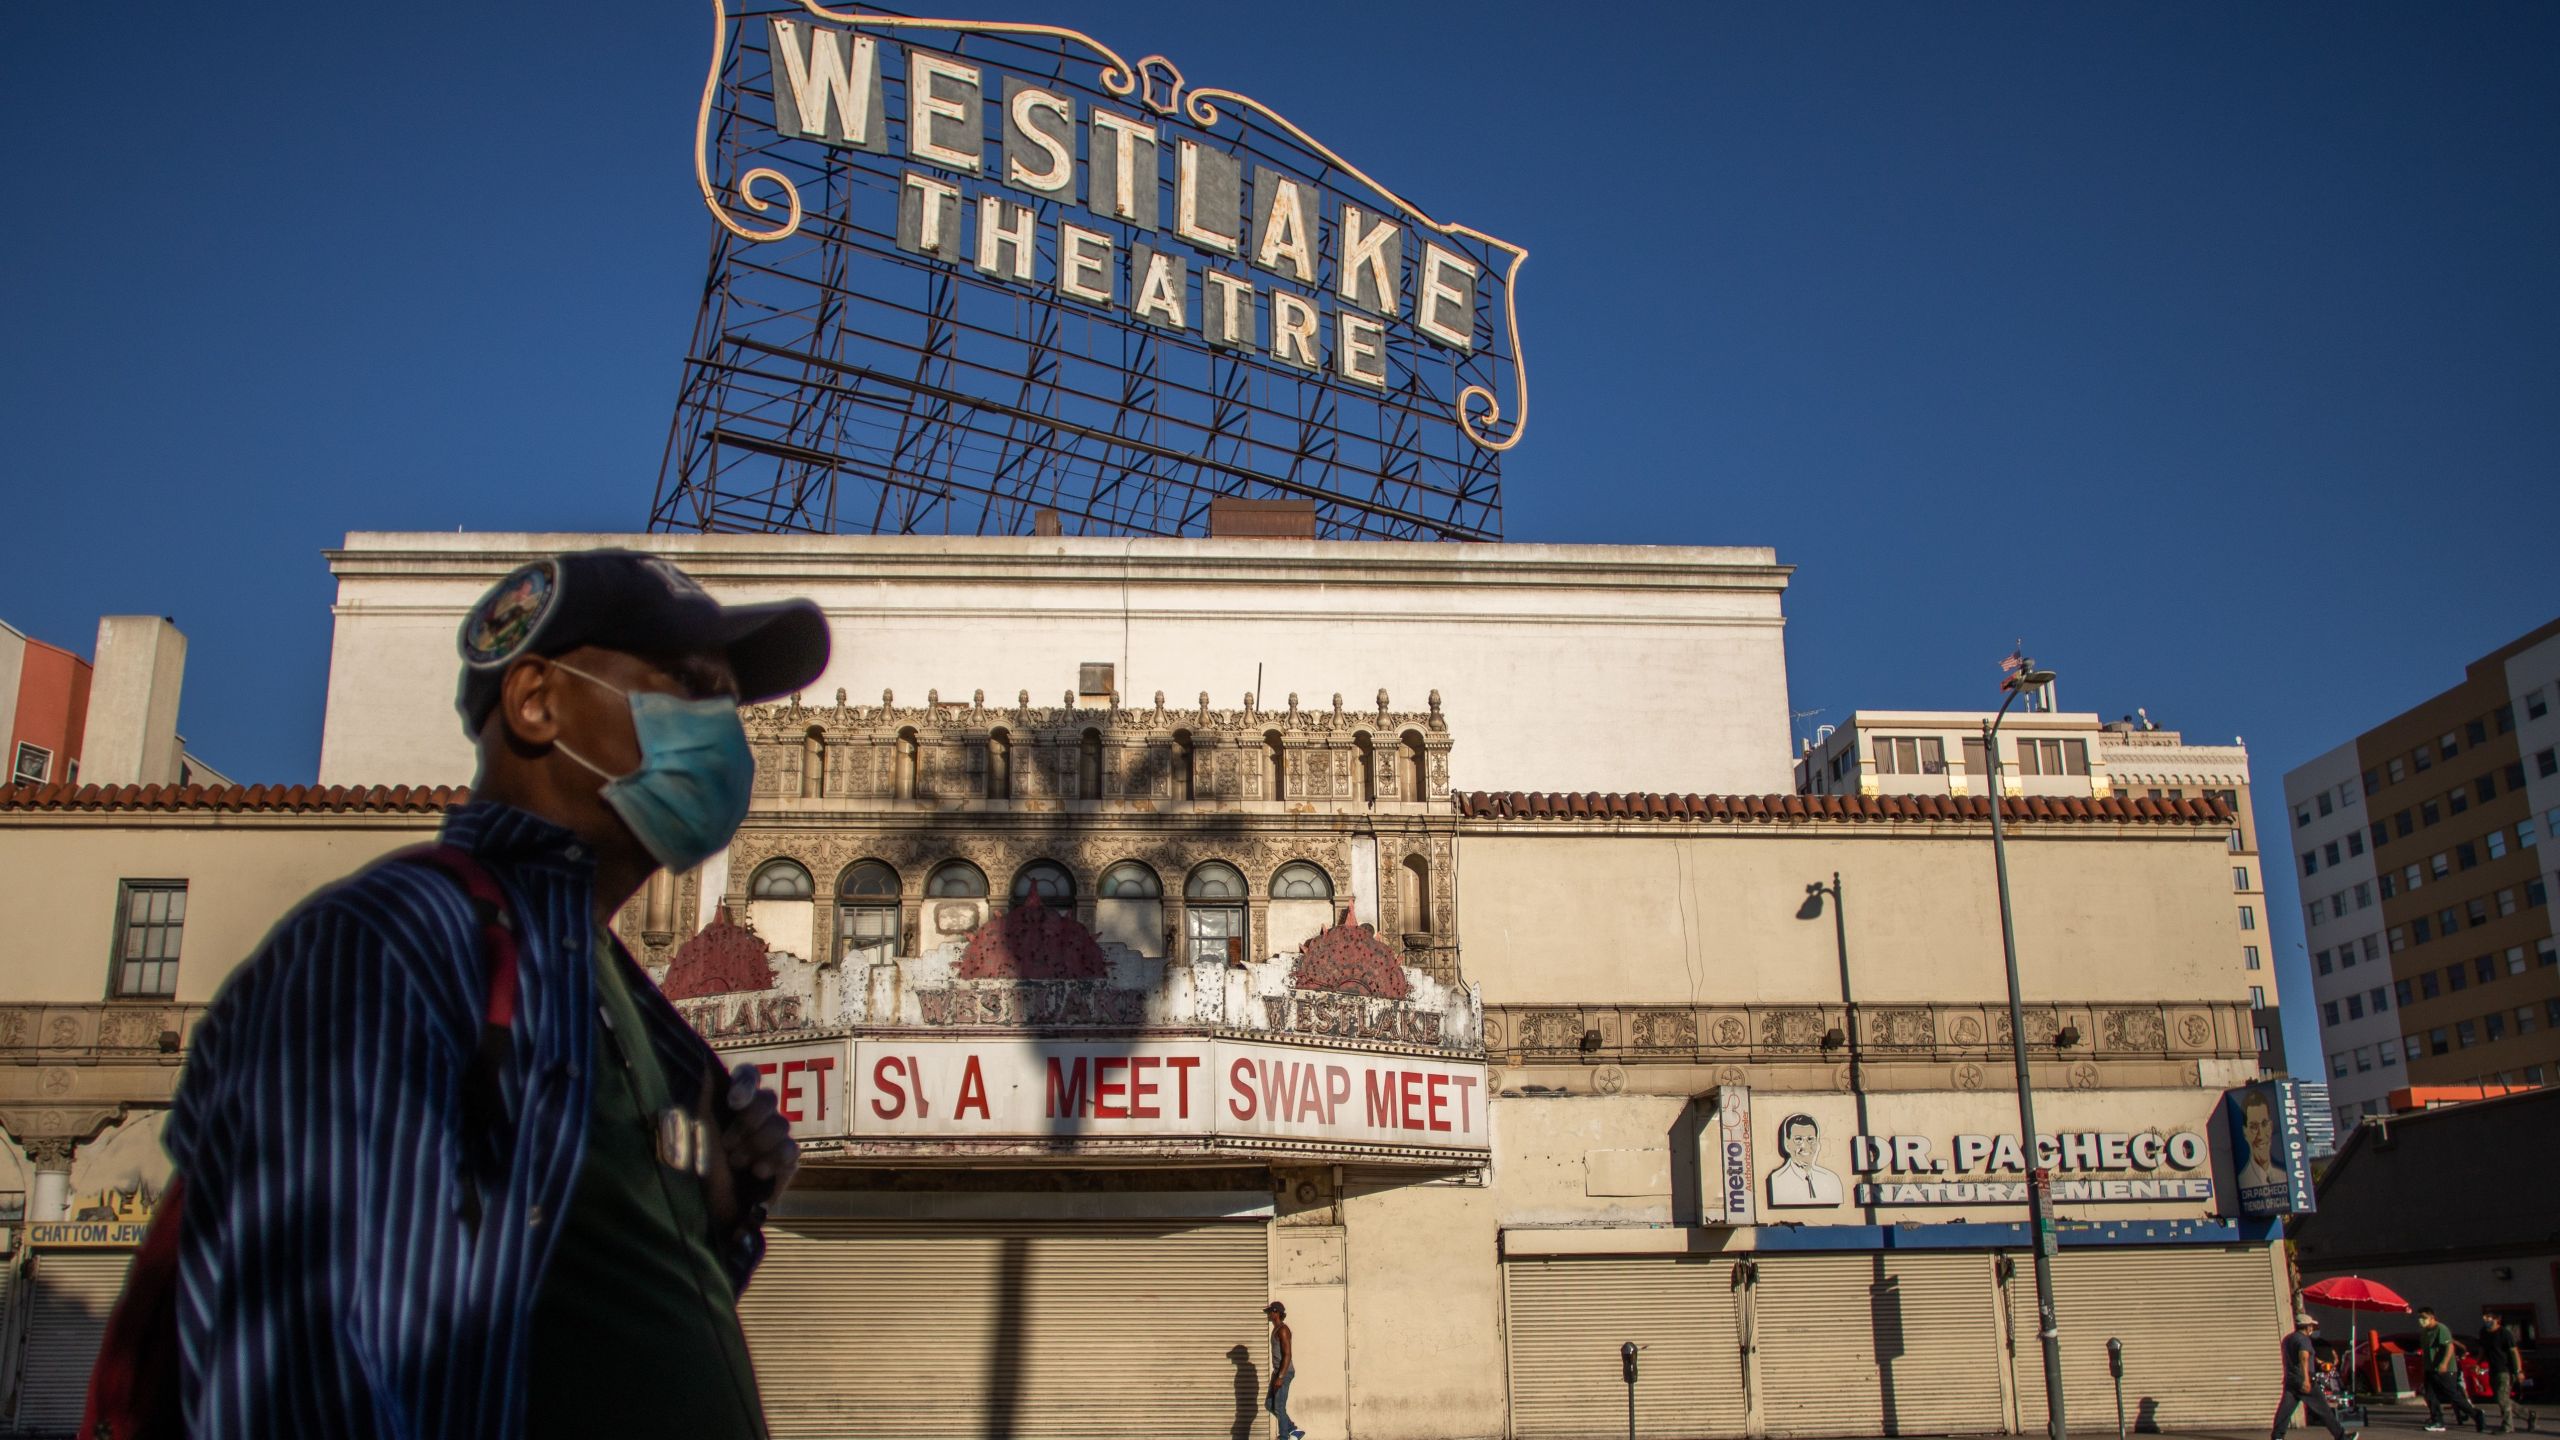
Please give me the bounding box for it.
[1800,1396,2544,1440]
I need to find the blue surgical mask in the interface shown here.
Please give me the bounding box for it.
[551,662,754,872]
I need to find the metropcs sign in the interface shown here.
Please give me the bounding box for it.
[737,1035,1488,1155]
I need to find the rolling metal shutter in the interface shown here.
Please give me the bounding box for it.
[738,1217,1267,1439]
[2005,1246,2282,1433]
[1755,1252,2006,1437]
[14,1252,132,1432]
[1503,1255,1746,1440]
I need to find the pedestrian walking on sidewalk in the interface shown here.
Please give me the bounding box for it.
[2418,1305,2487,1433]
[130,550,824,1440]
[1266,1301,1306,1440]
[2272,1313,2358,1440]
[2479,1310,2522,1434]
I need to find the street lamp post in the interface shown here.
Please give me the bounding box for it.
[1984,663,2066,1440]
[1801,873,1856,1089]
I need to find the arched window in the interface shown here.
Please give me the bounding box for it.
[1185,861,1248,965]
[986,728,1011,800]
[1011,860,1076,907]
[1263,731,1285,799]
[749,858,813,900]
[1095,860,1166,958]
[837,860,899,963]
[1098,861,1164,898]
[1354,732,1376,803]
[1401,853,1432,934]
[926,859,989,898]
[1271,862,1333,900]
[802,727,826,799]
[841,859,899,899]
[896,727,919,800]
[1172,731,1195,801]
[1400,730,1426,799]
[1079,729,1103,800]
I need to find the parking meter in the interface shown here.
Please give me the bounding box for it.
[2107,1337,2127,1440]
[1621,1342,1644,1440]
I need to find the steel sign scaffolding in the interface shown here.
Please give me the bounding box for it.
[653,2,1527,541]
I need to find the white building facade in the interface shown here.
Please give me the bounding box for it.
[316,533,1798,795]
[2282,741,2398,1127]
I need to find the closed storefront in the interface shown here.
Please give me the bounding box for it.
[13,1251,131,1433]
[1503,1255,1746,1440]
[740,1216,1268,1440]
[1754,1251,2006,1438]
[2004,1245,2282,1432]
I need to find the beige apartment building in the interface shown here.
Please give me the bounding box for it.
[0,534,2295,1438]
[1794,707,2282,1075]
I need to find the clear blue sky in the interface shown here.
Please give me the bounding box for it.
[4,3,2555,1070]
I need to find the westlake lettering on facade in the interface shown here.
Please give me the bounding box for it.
[758,16,1481,392]
[726,1034,1489,1154]
[672,5,1529,548]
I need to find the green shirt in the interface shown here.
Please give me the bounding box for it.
[526,942,765,1439]
[2422,1320,2456,1372]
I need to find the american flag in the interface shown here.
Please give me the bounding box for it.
[1999,647,2028,679]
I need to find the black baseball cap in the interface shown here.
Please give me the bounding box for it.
[454,549,830,735]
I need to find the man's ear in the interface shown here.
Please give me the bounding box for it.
[496,657,565,747]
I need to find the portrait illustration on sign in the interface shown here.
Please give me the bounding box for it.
[2234,1089,2282,1192]
[1765,1111,1843,1207]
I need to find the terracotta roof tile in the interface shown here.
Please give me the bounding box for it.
[1453,791,2233,827]
[0,782,468,815]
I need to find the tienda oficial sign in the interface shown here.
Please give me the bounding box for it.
[730,1035,1486,1155]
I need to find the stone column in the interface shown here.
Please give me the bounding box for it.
[25,1136,74,1222]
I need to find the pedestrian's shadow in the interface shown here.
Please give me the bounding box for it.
[1227,1344,1260,1440]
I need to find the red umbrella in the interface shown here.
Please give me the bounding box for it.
[2303,1276,2413,1394]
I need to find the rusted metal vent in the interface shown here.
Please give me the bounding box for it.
[1077,662,1115,698]
[1208,498,1318,539]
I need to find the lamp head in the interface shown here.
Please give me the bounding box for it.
[2004,666,2058,693]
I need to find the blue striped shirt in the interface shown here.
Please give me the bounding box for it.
[164,801,763,1439]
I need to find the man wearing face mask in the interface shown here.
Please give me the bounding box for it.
[159,549,827,1440]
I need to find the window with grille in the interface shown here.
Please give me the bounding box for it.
[1011,860,1076,906]
[113,881,187,998]
[1271,862,1332,900]
[1185,862,1248,964]
[837,861,901,964]
[749,859,814,900]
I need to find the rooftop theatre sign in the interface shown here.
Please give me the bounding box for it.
[693,4,1530,450]
[733,1035,1488,1162]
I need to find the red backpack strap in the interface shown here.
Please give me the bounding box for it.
[395,842,520,1030]
[78,1176,188,1439]
[393,843,523,1227]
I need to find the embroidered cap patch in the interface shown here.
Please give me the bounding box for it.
[460,559,559,668]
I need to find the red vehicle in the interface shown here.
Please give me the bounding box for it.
[2358,1331,2499,1402]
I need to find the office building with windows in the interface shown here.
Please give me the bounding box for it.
[2282,618,2560,1138]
